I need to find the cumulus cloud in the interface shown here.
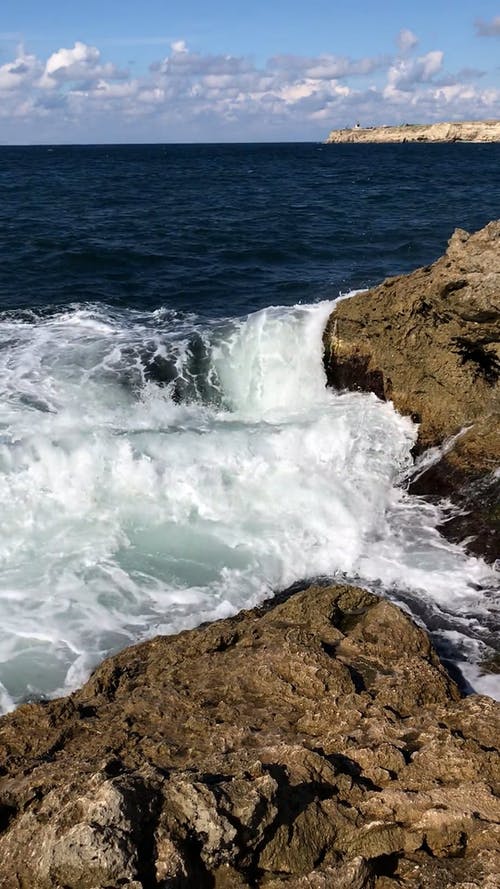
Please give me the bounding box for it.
[475,16,500,36]
[385,50,444,94]
[397,29,418,53]
[171,40,188,54]
[0,48,40,92]
[1,34,499,142]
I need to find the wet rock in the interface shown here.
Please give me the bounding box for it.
[0,583,499,887]
[323,220,500,560]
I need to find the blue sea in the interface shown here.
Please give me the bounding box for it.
[0,142,499,709]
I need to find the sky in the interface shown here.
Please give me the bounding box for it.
[1,1,499,143]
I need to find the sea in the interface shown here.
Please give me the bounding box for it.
[0,142,499,712]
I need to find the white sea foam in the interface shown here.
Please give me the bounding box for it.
[0,299,498,709]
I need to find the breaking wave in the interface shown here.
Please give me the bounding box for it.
[0,298,498,710]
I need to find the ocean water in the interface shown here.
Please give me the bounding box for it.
[0,142,499,711]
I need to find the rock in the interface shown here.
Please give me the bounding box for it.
[323,220,500,560]
[325,120,500,143]
[0,772,162,889]
[0,583,499,887]
[263,857,374,888]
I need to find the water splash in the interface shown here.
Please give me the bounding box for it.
[0,299,497,710]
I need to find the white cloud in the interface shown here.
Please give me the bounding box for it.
[417,50,444,78]
[93,79,139,98]
[475,16,500,37]
[269,53,385,79]
[171,40,188,54]
[0,34,499,142]
[385,50,444,94]
[0,49,40,92]
[39,41,124,89]
[155,49,254,78]
[397,29,418,53]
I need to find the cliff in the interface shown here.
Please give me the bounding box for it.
[325,120,500,143]
[323,221,500,560]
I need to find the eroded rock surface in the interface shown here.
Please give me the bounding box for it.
[325,121,500,143]
[0,583,499,888]
[323,221,500,559]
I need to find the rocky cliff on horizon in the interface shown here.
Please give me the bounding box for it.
[325,120,500,143]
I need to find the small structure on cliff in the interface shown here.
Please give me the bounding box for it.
[326,119,500,143]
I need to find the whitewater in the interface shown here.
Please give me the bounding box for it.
[0,297,498,712]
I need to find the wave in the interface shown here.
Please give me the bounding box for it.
[0,299,498,709]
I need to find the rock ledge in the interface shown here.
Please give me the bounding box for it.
[0,583,499,888]
[323,220,500,560]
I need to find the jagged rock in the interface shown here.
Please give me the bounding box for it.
[0,583,499,887]
[323,220,500,560]
[263,857,374,888]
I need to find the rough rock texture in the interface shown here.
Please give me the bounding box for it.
[0,583,499,888]
[323,221,500,560]
[325,120,500,143]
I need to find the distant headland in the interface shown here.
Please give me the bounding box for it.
[325,119,500,143]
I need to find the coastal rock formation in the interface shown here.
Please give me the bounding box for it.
[0,582,499,888]
[323,221,500,559]
[325,120,500,143]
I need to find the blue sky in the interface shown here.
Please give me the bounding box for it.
[1,1,499,142]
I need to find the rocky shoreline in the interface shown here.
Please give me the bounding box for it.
[325,120,500,144]
[0,223,499,888]
[1,582,499,888]
[323,220,500,562]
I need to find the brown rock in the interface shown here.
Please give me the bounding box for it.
[0,583,498,887]
[323,220,500,560]
[263,857,374,888]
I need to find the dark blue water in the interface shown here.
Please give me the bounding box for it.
[1,142,499,317]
